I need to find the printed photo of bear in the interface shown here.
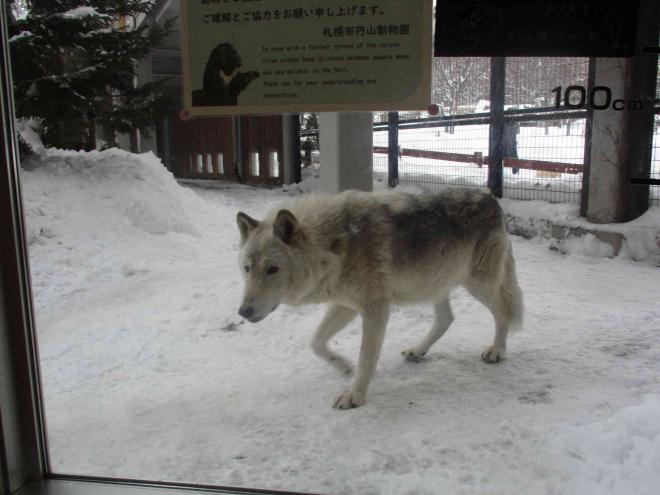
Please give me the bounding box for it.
[192,43,260,106]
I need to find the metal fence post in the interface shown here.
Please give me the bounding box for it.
[387,111,399,187]
[488,57,505,197]
[580,57,596,217]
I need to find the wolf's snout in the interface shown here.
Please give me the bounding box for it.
[238,304,255,320]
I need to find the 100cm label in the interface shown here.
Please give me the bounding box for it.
[552,85,642,111]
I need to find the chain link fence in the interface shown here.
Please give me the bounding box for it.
[651,57,660,206]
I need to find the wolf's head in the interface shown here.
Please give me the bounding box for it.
[236,209,302,323]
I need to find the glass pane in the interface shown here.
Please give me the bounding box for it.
[12,19,659,493]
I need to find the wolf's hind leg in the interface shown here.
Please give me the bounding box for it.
[467,247,523,363]
[311,304,358,376]
[401,297,453,360]
[465,281,513,363]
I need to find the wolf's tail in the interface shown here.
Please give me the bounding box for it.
[500,244,524,331]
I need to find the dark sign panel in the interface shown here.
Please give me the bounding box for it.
[435,0,640,57]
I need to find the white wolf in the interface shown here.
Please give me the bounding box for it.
[236,189,523,409]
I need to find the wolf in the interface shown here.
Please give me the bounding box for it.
[236,189,523,409]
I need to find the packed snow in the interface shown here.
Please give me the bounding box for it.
[20,148,660,495]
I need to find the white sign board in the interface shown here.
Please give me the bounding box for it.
[181,0,433,116]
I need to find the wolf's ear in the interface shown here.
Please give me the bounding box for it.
[237,212,259,245]
[274,209,300,244]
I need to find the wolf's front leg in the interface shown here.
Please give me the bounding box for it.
[334,303,389,410]
[311,304,358,376]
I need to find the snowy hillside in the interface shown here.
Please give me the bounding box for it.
[20,149,660,495]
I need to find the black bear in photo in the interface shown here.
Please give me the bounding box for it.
[192,43,260,106]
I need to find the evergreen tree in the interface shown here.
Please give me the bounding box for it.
[9,0,175,151]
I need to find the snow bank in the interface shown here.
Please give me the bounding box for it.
[281,174,320,194]
[500,198,580,225]
[618,206,660,262]
[22,147,204,239]
[557,395,660,495]
[281,175,425,196]
[550,233,615,258]
[500,198,660,263]
[20,147,224,311]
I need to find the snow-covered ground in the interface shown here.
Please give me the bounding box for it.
[20,148,660,495]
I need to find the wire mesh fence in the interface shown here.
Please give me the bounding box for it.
[375,57,589,203]
[300,57,656,208]
[652,114,660,206]
[501,58,588,203]
[499,116,586,203]
[374,119,490,192]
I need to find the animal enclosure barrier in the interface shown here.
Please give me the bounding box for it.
[301,55,657,207]
[374,109,587,204]
[373,57,590,204]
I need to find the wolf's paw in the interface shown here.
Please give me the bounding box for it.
[401,347,427,362]
[481,346,506,363]
[333,391,365,410]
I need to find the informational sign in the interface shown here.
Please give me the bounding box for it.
[181,0,433,116]
[434,0,640,57]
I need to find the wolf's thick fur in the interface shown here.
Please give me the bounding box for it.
[236,189,523,409]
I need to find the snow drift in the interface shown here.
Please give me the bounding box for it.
[22,147,204,238]
[19,147,235,312]
[557,395,660,495]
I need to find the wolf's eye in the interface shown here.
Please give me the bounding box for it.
[266,266,279,275]
[244,266,250,273]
